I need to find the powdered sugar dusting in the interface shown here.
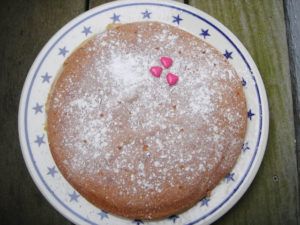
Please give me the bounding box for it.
[47,22,247,216]
[107,53,148,86]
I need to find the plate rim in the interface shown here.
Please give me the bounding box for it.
[18,0,269,224]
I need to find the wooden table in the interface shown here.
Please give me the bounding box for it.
[0,0,299,224]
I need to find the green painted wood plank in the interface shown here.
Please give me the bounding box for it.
[189,0,299,224]
[284,0,300,193]
[89,0,185,9]
[0,0,86,224]
[89,0,117,7]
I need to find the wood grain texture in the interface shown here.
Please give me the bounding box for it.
[0,0,85,224]
[89,0,185,8]
[284,0,300,197]
[189,0,299,224]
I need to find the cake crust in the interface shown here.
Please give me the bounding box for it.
[46,22,247,219]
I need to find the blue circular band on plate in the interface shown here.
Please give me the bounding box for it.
[23,2,263,225]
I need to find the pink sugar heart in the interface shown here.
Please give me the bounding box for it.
[160,57,173,68]
[166,73,178,86]
[150,66,163,77]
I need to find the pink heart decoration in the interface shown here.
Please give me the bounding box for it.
[150,66,163,77]
[166,73,178,85]
[160,57,173,68]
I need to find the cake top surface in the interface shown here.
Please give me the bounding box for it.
[47,21,247,219]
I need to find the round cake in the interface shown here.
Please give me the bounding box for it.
[46,21,247,219]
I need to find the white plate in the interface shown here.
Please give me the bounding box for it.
[18,0,269,224]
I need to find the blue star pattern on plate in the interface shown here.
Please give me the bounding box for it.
[110,13,120,22]
[47,166,58,177]
[32,103,43,114]
[223,50,233,59]
[132,219,144,225]
[98,210,109,220]
[82,26,92,36]
[200,197,210,207]
[41,72,52,83]
[34,134,45,147]
[199,29,210,39]
[168,214,179,223]
[141,9,152,19]
[172,14,183,25]
[225,172,235,183]
[69,191,80,202]
[248,109,255,120]
[241,77,247,86]
[242,141,250,152]
[58,47,69,57]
